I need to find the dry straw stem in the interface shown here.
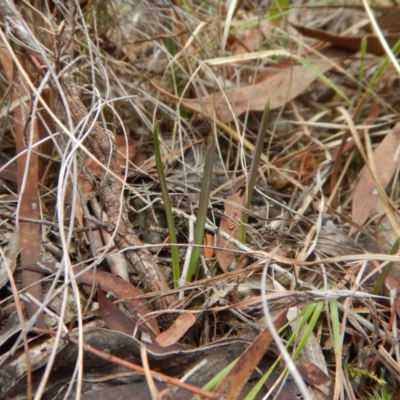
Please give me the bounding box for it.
[0,3,174,321]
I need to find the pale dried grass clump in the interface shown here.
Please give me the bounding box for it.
[1,1,400,399]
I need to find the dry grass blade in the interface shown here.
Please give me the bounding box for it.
[153,122,180,288]
[240,100,270,244]
[59,82,175,319]
[0,3,174,324]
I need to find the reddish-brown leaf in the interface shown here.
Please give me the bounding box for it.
[203,233,215,258]
[231,24,274,56]
[79,269,159,335]
[296,361,332,397]
[155,313,196,347]
[98,284,138,336]
[28,261,159,335]
[291,21,400,56]
[0,39,45,327]
[216,189,245,272]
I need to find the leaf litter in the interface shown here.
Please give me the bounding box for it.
[1,1,400,399]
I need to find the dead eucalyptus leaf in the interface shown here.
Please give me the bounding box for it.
[181,59,333,123]
[231,23,274,57]
[296,361,332,398]
[291,21,400,56]
[155,313,196,347]
[350,122,400,235]
[216,189,245,272]
[97,285,138,337]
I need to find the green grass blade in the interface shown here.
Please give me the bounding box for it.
[292,301,324,359]
[201,359,238,393]
[153,122,180,288]
[329,298,341,357]
[356,38,368,105]
[245,301,322,399]
[368,39,400,89]
[356,38,400,118]
[186,132,216,282]
[269,0,289,23]
[296,57,350,104]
